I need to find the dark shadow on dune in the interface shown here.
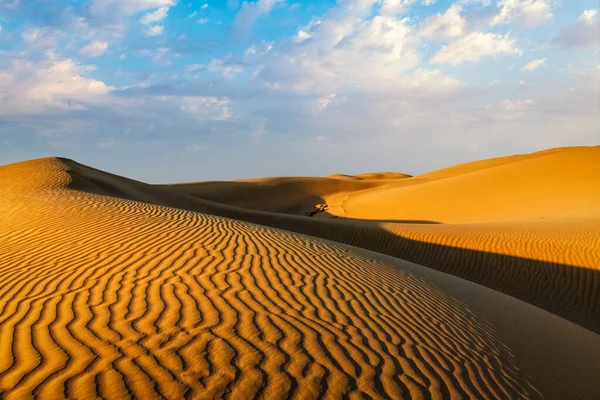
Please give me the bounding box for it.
[159,177,389,216]
[226,211,600,333]
[63,159,600,334]
[317,211,441,225]
[208,207,600,334]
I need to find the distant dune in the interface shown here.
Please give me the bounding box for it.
[0,149,599,399]
[164,177,385,215]
[343,146,600,223]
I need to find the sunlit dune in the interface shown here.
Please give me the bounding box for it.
[343,146,600,223]
[1,150,599,399]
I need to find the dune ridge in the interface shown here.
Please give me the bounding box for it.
[1,158,600,398]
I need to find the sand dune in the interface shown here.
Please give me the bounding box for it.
[1,154,599,399]
[165,177,388,216]
[164,172,411,216]
[162,147,600,332]
[342,146,600,223]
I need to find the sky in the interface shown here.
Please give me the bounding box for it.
[0,0,598,183]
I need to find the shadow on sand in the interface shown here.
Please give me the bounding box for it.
[193,200,600,334]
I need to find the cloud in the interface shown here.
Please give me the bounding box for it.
[551,10,599,50]
[255,11,424,93]
[21,27,62,48]
[232,0,284,35]
[521,58,546,71]
[380,0,415,16]
[188,59,243,79]
[140,6,170,24]
[503,98,534,112]
[491,0,552,27]
[89,0,176,19]
[145,25,164,36]
[176,96,233,120]
[431,32,521,65]
[315,94,345,111]
[419,4,466,37]
[87,0,176,36]
[80,40,109,57]
[0,55,113,116]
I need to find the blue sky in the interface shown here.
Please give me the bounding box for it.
[0,0,598,182]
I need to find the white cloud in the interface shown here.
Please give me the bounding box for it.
[552,10,599,49]
[419,4,466,37]
[80,41,109,57]
[498,99,535,120]
[232,0,284,35]
[188,59,242,79]
[380,0,415,16]
[521,58,546,71]
[201,3,208,9]
[491,0,552,27]
[176,96,232,120]
[144,47,171,62]
[431,32,521,65]
[503,99,534,111]
[89,0,176,18]
[140,6,170,24]
[315,94,345,111]
[21,27,62,49]
[198,18,209,24]
[88,0,176,36]
[459,0,492,5]
[145,25,164,36]
[294,29,311,42]
[0,56,113,116]
[258,13,423,93]
[580,9,598,22]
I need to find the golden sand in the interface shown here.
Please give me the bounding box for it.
[1,149,599,399]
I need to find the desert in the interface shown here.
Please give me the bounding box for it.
[1,147,599,399]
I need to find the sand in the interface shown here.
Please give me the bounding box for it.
[163,146,600,332]
[0,150,599,399]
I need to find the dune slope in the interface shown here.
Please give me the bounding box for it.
[161,147,600,333]
[164,176,389,216]
[1,158,599,399]
[344,146,600,223]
